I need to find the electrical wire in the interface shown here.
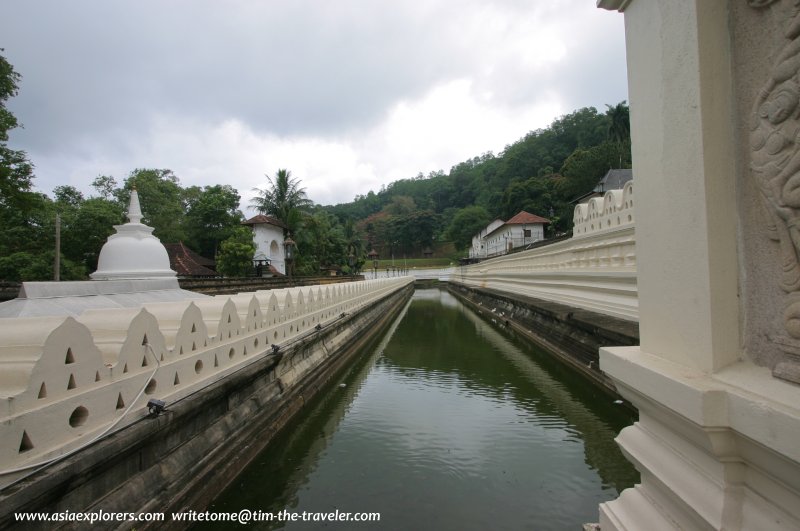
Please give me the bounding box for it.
[0,341,161,483]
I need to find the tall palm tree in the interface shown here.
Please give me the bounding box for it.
[250,169,312,234]
[605,101,630,144]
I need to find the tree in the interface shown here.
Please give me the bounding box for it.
[293,210,348,275]
[447,206,491,250]
[0,50,37,228]
[61,198,124,271]
[117,169,186,243]
[605,101,630,144]
[216,227,256,277]
[53,185,84,207]
[91,175,118,200]
[184,184,243,257]
[251,169,312,234]
[557,141,631,202]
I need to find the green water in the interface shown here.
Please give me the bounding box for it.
[206,289,638,530]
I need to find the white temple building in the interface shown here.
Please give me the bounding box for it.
[242,214,288,275]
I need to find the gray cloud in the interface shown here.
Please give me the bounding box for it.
[1,0,628,205]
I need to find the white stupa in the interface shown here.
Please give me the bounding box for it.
[91,189,176,280]
[0,189,207,318]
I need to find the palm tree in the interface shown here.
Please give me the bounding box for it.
[605,101,630,144]
[250,169,312,234]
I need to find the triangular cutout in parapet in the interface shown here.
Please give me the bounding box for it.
[95,371,101,382]
[19,431,33,453]
[243,346,248,356]
[214,354,219,367]
[141,355,149,368]
[123,363,129,374]
[142,334,148,346]
[191,323,196,333]
[192,341,196,352]
[37,382,47,399]
[67,374,76,390]
[174,372,180,385]
[116,393,125,410]
[65,348,75,364]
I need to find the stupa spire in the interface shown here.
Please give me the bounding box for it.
[127,188,143,224]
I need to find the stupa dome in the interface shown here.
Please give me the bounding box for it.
[90,190,176,280]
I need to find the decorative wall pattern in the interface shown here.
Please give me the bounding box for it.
[749,0,800,382]
[0,278,411,477]
[454,184,637,321]
[572,181,635,239]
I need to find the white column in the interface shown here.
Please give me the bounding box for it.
[597,0,800,529]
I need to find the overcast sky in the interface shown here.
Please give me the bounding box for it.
[2,0,627,212]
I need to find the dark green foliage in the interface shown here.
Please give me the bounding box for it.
[294,211,348,276]
[251,169,312,234]
[324,102,632,254]
[0,251,85,282]
[59,197,124,271]
[216,227,256,277]
[557,140,631,201]
[0,50,38,236]
[606,101,630,144]
[446,206,491,250]
[117,169,187,244]
[184,184,244,257]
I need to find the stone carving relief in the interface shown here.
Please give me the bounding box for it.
[750,0,800,382]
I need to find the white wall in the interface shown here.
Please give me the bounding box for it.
[252,224,286,275]
[597,1,800,529]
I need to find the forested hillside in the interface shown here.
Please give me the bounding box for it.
[1,50,630,281]
[325,103,631,255]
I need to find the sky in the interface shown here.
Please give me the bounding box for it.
[1,0,627,212]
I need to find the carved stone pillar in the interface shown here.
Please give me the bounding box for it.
[597,0,800,528]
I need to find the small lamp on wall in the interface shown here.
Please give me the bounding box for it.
[283,235,296,280]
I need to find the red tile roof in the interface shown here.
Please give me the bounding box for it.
[164,242,217,277]
[242,214,288,228]
[505,211,550,225]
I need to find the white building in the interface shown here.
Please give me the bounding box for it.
[469,218,504,259]
[469,211,549,259]
[242,215,288,275]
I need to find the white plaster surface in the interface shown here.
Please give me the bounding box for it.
[0,280,207,318]
[596,0,800,528]
[251,222,286,274]
[455,222,637,321]
[91,191,177,281]
[0,277,412,487]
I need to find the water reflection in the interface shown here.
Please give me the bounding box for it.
[207,289,637,530]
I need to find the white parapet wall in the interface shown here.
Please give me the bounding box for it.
[0,277,411,487]
[453,181,637,322]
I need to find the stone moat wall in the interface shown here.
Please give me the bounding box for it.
[0,278,412,529]
[447,283,639,395]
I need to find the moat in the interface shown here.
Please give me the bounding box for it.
[206,289,638,530]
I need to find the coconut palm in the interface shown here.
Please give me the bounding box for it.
[250,169,312,234]
[605,101,630,144]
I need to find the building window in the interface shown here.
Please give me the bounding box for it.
[523,229,531,237]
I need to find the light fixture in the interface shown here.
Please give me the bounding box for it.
[147,399,166,417]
